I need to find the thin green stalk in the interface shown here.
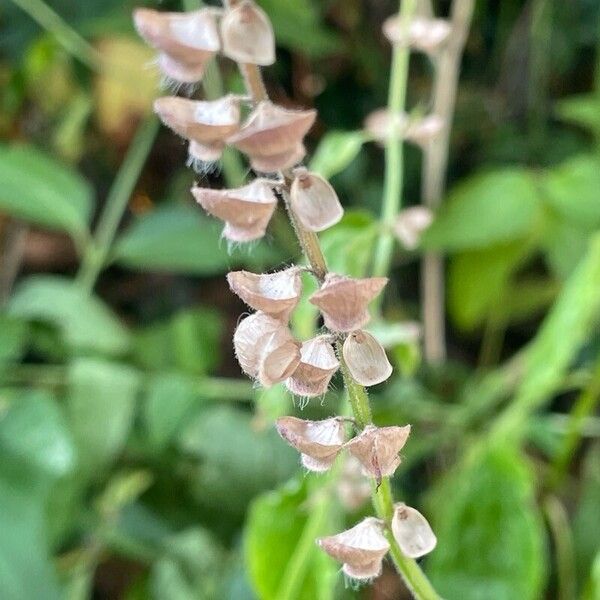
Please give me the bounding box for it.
[372,0,417,280]
[76,117,159,293]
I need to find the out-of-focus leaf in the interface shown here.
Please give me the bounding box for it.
[421,169,542,251]
[67,358,141,474]
[427,444,547,600]
[245,477,337,600]
[495,278,559,324]
[113,205,282,275]
[542,216,591,279]
[143,374,197,450]
[309,131,365,178]
[178,406,297,514]
[581,552,600,600]
[0,144,93,238]
[541,155,600,228]
[8,276,130,355]
[0,315,27,364]
[133,307,224,374]
[555,94,600,137]
[97,470,153,518]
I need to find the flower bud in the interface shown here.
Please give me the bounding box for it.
[227,267,302,322]
[405,115,445,147]
[191,178,277,242]
[383,16,452,54]
[393,206,433,250]
[342,330,393,386]
[290,168,344,232]
[227,101,316,172]
[233,312,300,387]
[220,0,275,66]
[317,517,390,580]
[276,416,345,472]
[391,503,437,558]
[309,274,388,332]
[133,8,221,83]
[285,335,339,397]
[364,108,408,142]
[345,424,411,482]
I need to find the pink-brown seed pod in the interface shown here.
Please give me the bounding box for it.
[308,273,388,332]
[188,140,225,163]
[391,503,437,558]
[227,267,302,322]
[344,424,411,482]
[275,416,345,472]
[383,16,452,54]
[191,178,277,242]
[227,101,316,160]
[258,327,302,387]
[290,168,344,232]
[220,0,275,66]
[154,95,242,145]
[317,517,390,580]
[342,330,393,387]
[393,206,433,250]
[249,142,306,173]
[285,335,340,397]
[157,53,208,84]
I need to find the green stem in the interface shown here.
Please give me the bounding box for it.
[76,117,159,293]
[371,0,417,280]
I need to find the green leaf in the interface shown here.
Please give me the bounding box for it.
[0,315,28,364]
[427,444,547,600]
[555,94,600,137]
[0,144,93,239]
[309,131,365,179]
[8,275,130,355]
[113,205,282,275]
[581,552,600,600]
[66,358,141,474]
[422,169,542,251]
[541,216,592,279]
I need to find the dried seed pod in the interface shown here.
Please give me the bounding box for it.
[317,517,390,580]
[233,312,300,387]
[286,335,339,397]
[393,206,433,250]
[154,95,242,146]
[309,274,388,332]
[342,330,393,386]
[227,101,316,170]
[188,140,224,163]
[227,267,301,322]
[290,168,344,232]
[276,416,345,472]
[191,178,277,242]
[383,16,452,54]
[220,0,275,66]
[391,503,437,558]
[337,455,372,510]
[133,8,221,82]
[345,424,411,481]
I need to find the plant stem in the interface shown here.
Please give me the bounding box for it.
[76,117,158,293]
[421,0,475,363]
[372,0,417,281]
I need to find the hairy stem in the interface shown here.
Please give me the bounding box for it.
[421,0,475,362]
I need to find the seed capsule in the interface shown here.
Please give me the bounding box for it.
[275,416,345,472]
[393,206,433,250]
[383,16,452,54]
[191,178,277,242]
[285,335,339,397]
[233,312,300,387]
[342,330,393,386]
[391,503,437,558]
[290,168,344,232]
[227,267,302,322]
[133,8,221,83]
[309,274,388,332]
[317,517,390,580]
[220,0,275,66]
[344,424,411,482]
[227,101,316,172]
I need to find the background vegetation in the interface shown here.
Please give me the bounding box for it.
[1,0,600,598]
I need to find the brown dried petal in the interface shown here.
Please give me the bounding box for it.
[393,206,433,250]
[276,416,345,472]
[345,424,411,481]
[317,517,390,580]
[383,16,452,53]
[342,330,393,386]
[286,335,339,397]
[392,503,437,558]
[309,273,388,332]
[290,169,344,232]
[220,0,275,66]
[227,267,301,321]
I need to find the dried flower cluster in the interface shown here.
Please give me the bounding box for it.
[134,0,436,587]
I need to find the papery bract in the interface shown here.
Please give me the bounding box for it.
[391,503,437,558]
[342,330,393,386]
